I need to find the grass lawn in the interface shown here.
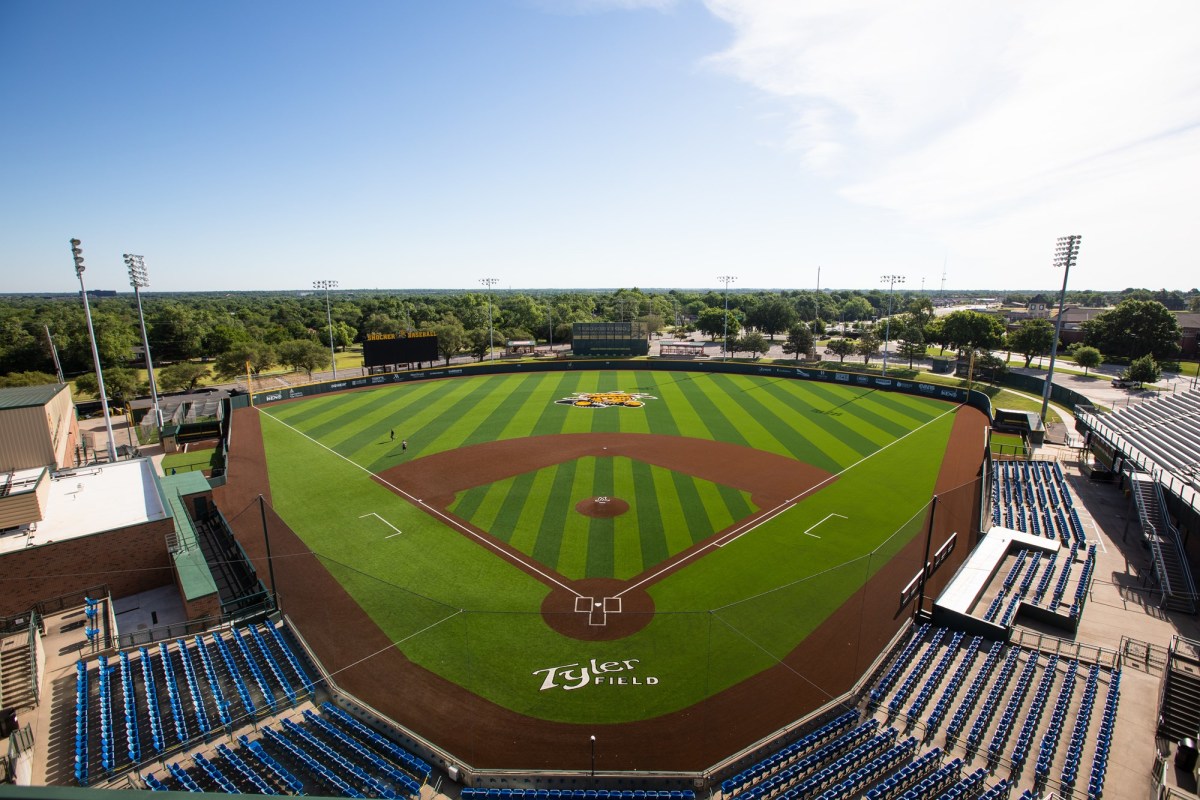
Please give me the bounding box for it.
[161,447,219,475]
[259,369,963,722]
[990,432,1027,457]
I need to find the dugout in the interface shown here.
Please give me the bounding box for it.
[571,321,650,357]
[658,340,707,359]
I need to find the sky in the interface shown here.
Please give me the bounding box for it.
[1,0,1197,294]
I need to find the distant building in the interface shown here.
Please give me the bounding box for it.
[1176,312,1200,357]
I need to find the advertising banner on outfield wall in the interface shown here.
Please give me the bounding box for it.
[252,360,990,419]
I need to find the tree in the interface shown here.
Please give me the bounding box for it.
[158,362,209,393]
[925,318,949,355]
[467,328,493,361]
[736,332,770,359]
[856,328,882,365]
[431,319,469,365]
[214,342,277,380]
[747,296,797,340]
[1081,299,1181,361]
[0,370,58,388]
[695,307,740,341]
[940,310,1006,354]
[319,320,357,352]
[1073,345,1102,376]
[1009,319,1056,368]
[905,297,936,330]
[840,296,874,322]
[1124,355,1161,385]
[827,338,856,363]
[782,323,814,362]
[897,324,927,368]
[277,339,330,379]
[75,367,144,406]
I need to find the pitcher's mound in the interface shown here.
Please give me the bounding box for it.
[576,496,629,518]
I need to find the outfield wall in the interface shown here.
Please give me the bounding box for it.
[247,359,994,419]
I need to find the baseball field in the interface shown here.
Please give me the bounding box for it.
[220,366,986,769]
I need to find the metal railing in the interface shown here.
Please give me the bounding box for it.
[116,597,273,649]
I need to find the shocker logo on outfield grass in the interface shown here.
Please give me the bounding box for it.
[555,391,657,409]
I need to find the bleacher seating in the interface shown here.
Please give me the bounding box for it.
[74,661,88,785]
[992,459,1087,546]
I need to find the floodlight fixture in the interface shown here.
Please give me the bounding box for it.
[880,274,906,376]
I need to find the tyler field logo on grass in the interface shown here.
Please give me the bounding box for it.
[533,658,660,691]
[555,391,657,409]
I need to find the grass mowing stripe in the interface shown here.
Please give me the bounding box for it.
[499,371,568,440]
[741,380,851,472]
[302,381,445,444]
[633,460,668,573]
[448,374,541,449]
[797,383,907,445]
[532,461,576,568]
[558,457,596,577]
[776,383,892,456]
[559,373,605,435]
[809,386,918,440]
[586,456,616,578]
[636,374,681,437]
[651,466,692,557]
[861,390,946,425]
[358,377,505,469]
[509,467,557,554]
[529,372,589,436]
[652,376,714,442]
[717,482,754,524]
[693,479,736,541]
[611,458,641,578]
[671,470,714,545]
[489,469,540,545]
[700,374,796,456]
[707,375,837,465]
[671,375,751,447]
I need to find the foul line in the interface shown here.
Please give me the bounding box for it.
[803,513,847,539]
[360,512,403,538]
[616,402,962,599]
[258,408,583,598]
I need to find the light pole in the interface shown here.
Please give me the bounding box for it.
[70,239,118,463]
[480,278,498,361]
[880,274,906,376]
[1040,235,1081,424]
[718,275,737,360]
[124,254,163,430]
[313,280,338,378]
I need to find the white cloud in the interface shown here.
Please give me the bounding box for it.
[701,0,1200,286]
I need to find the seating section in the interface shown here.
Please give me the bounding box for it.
[979,543,1095,625]
[142,703,429,797]
[72,620,315,785]
[991,460,1086,546]
[858,623,1122,800]
[462,790,696,800]
[1082,389,1200,478]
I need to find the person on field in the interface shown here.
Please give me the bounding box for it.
[390,429,395,442]
[402,439,408,451]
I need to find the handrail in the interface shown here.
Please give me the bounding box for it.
[1129,471,1174,600]
[1156,481,1198,604]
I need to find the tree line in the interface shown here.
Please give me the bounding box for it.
[0,286,1189,398]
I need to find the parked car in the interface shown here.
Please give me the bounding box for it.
[1111,377,1141,389]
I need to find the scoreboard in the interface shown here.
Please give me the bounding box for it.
[363,331,440,367]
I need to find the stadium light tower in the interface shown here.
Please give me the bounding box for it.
[480,277,499,361]
[124,254,163,429]
[313,280,338,378]
[70,238,118,463]
[880,274,906,376]
[718,275,737,360]
[1040,235,1082,424]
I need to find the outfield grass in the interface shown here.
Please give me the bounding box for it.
[989,432,1027,457]
[260,369,961,722]
[161,447,218,475]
